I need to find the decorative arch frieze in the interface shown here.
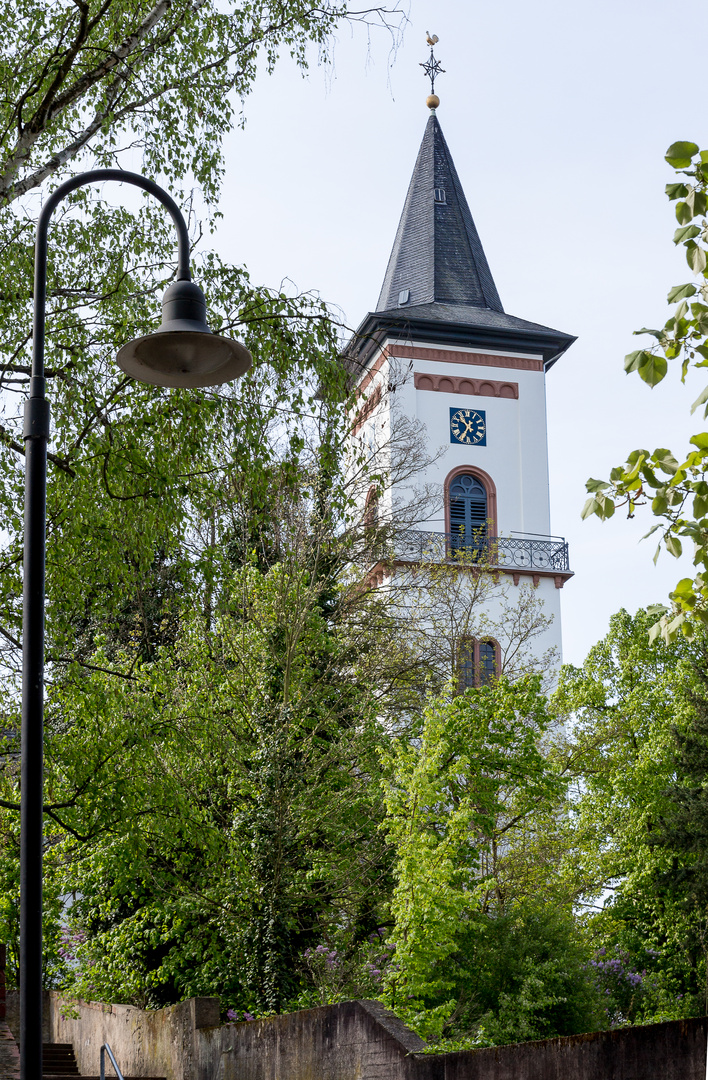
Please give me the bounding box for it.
[414,372,518,399]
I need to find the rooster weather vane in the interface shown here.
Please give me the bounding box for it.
[420,32,444,97]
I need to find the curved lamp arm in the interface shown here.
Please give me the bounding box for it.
[31,169,191,385]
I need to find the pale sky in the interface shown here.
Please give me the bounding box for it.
[213,0,708,666]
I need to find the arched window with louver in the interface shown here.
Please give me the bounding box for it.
[449,473,487,554]
[456,637,499,691]
[478,641,497,686]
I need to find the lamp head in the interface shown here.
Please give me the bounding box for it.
[116,279,252,388]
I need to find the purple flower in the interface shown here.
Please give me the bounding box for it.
[244,1012,255,1021]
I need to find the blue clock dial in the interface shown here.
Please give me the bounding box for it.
[450,407,486,446]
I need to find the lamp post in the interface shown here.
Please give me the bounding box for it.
[20,169,251,1079]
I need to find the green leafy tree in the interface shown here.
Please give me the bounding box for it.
[0,2,403,990]
[554,608,707,1024]
[380,676,583,1044]
[581,141,708,640]
[0,467,422,1008]
[649,664,708,1012]
[0,0,404,679]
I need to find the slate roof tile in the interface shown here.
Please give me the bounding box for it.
[376,113,503,313]
[342,111,575,379]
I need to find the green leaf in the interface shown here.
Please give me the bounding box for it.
[585,478,610,493]
[691,386,708,415]
[686,189,708,217]
[634,324,664,336]
[624,350,643,373]
[674,225,701,245]
[652,448,680,473]
[581,494,615,521]
[666,183,689,199]
[676,202,693,225]
[665,141,699,167]
[637,352,668,387]
[665,535,683,558]
[672,577,695,599]
[667,283,696,303]
[686,241,707,274]
[693,494,708,518]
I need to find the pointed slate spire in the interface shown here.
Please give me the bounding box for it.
[376,113,503,314]
[342,110,575,377]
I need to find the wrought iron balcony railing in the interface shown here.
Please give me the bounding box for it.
[386,529,571,573]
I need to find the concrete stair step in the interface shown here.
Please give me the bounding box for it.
[42,1043,165,1079]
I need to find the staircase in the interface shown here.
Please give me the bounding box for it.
[43,1042,166,1079]
[42,1044,77,1077]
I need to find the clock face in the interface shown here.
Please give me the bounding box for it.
[449,407,486,446]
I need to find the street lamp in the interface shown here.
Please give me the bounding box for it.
[20,168,251,1079]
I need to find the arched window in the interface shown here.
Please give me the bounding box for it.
[449,473,487,555]
[478,641,497,686]
[363,486,379,529]
[457,637,499,690]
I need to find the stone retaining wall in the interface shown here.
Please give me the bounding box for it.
[4,990,708,1079]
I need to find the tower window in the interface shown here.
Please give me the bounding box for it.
[449,473,487,555]
[457,637,499,690]
[363,486,379,530]
[398,288,410,305]
[434,188,446,203]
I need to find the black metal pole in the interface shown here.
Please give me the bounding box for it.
[19,169,192,1079]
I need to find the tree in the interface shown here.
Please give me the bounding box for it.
[649,662,708,1013]
[0,454,427,1008]
[0,1,402,207]
[379,676,587,1045]
[553,608,707,1024]
[0,0,404,682]
[396,561,558,692]
[0,0,413,1001]
[581,141,708,641]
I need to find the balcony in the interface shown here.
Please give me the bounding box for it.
[380,529,572,581]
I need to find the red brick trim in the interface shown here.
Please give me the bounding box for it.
[357,347,389,396]
[389,343,543,372]
[368,560,573,590]
[366,557,574,591]
[444,464,498,539]
[352,385,382,435]
[415,372,518,399]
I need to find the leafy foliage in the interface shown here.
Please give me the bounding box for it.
[381,676,581,1043]
[554,609,707,1025]
[581,141,708,639]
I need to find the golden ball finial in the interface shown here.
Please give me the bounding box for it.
[427,93,440,110]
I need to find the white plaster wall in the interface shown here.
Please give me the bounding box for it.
[385,565,564,672]
[348,338,567,664]
[384,341,553,540]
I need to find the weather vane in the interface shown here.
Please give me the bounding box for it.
[420,32,444,107]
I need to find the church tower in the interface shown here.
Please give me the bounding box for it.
[345,65,575,673]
